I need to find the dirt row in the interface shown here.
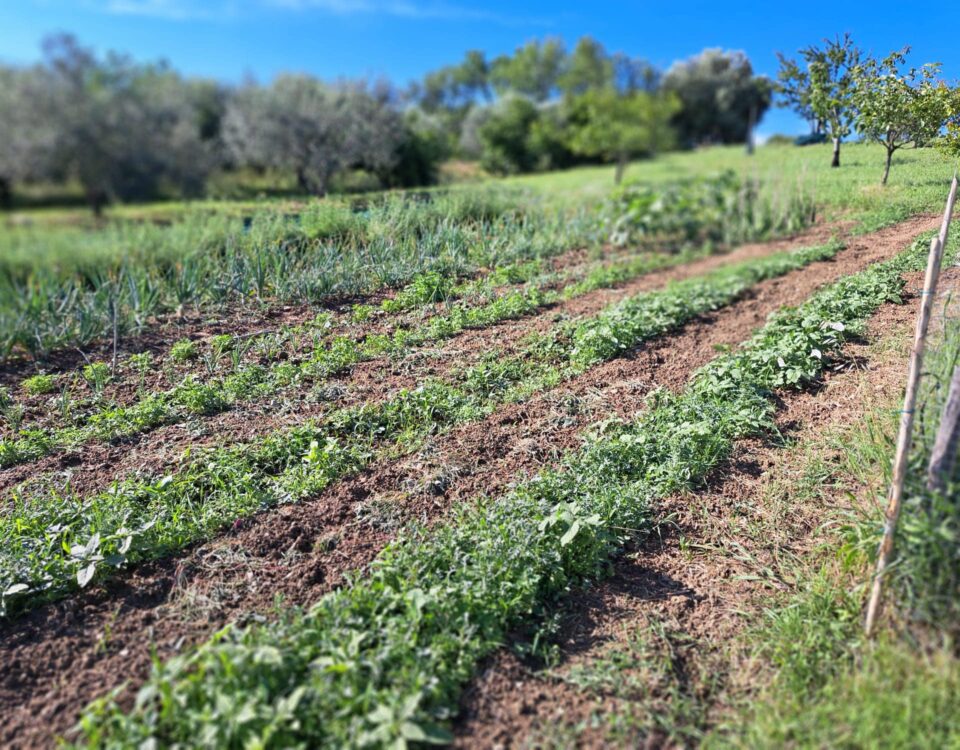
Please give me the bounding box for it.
[453,268,943,748]
[0,222,842,500]
[0,214,937,749]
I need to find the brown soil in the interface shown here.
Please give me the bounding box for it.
[0,215,938,749]
[452,267,950,749]
[0,222,844,500]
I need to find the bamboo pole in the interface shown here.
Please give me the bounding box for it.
[864,173,958,637]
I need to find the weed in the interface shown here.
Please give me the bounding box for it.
[22,374,55,395]
[170,339,198,364]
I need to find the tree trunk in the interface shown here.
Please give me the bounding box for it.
[0,176,11,209]
[614,154,627,185]
[745,103,757,155]
[86,188,107,218]
[882,148,893,186]
[296,167,311,194]
[831,137,841,168]
[927,364,960,494]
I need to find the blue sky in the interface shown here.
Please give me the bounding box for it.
[3,0,960,137]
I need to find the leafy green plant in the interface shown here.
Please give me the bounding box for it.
[22,373,55,395]
[74,229,921,748]
[82,362,111,400]
[170,339,198,364]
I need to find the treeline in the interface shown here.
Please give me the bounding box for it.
[0,34,772,212]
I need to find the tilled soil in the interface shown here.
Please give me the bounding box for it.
[452,266,952,749]
[0,215,938,749]
[0,223,842,500]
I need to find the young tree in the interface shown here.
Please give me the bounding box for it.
[662,49,771,146]
[855,50,954,184]
[779,34,863,167]
[566,90,679,183]
[775,53,820,133]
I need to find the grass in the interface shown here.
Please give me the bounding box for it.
[70,227,932,749]
[510,142,955,231]
[707,231,960,749]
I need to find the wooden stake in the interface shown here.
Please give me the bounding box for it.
[864,173,958,637]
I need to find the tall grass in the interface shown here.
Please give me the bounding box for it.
[0,189,599,360]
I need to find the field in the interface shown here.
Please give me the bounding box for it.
[2,142,959,748]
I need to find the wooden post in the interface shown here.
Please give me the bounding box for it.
[927,365,960,494]
[864,234,944,636]
[864,173,958,636]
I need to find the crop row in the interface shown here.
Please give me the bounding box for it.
[0,242,840,616]
[0,243,712,471]
[73,235,932,750]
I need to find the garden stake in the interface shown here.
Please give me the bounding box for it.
[864,174,957,637]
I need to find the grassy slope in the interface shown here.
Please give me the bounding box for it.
[710,235,960,748]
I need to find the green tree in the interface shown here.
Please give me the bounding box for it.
[662,49,771,146]
[855,49,954,184]
[780,34,863,168]
[567,90,679,183]
[775,53,820,133]
[558,36,613,96]
[477,95,541,173]
[490,39,566,102]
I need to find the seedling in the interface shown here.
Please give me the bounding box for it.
[22,374,55,396]
[170,339,198,364]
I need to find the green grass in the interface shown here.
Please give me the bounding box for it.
[509,142,955,230]
[709,231,960,749]
[71,229,930,749]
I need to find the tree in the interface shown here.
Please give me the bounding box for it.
[223,76,404,195]
[477,95,541,174]
[775,53,820,133]
[662,49,771,146]
[612,53,660,94]
[34,34,213,214]
[779,34,863,168]
[490,39,566,102]
[0,65,56,207]
[855,49,954,184]
[566,90,679,183]
[558,36,612,97]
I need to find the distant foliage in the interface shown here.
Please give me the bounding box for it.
[604,172,814,250]
[662,49,772,146]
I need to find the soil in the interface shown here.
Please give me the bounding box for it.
[0,221,845,500]
[0,215,940,749]
[452,267,954,749]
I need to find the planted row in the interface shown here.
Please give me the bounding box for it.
[0,242,840,616]
[74,233,927,749]
[0,243,714,471]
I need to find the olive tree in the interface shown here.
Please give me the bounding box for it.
[223,75,405,195]
[0,66,57,207]
[662,49,771,146]
[34,35,213,214]
[855,50,954,184]
[779,34,863,167]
